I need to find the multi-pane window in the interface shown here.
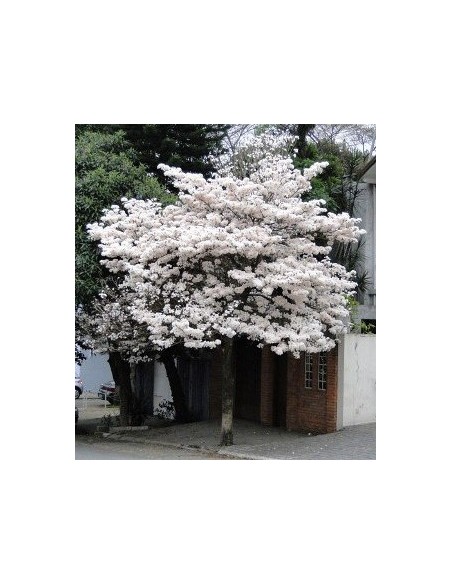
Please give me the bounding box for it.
[305,353,313,389]
[318,352,327,390]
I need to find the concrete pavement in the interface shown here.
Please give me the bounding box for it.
[102,418,376,460]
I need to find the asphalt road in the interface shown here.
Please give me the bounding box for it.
[75,435,238,460]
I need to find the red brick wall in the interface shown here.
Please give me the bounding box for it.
[208,343,338,434]
[285,355,302,430]
[285,347,338,434]
[260,346,275,426]
[325,348,338,433]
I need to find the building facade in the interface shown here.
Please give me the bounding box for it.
[356,157,376,327]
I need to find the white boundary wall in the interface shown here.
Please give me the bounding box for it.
[337,334,376,428]
[79,351,112,393]
[153,361,173,410]
[77,352,173,414]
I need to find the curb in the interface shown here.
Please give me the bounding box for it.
[102,432,253,459]
[217,449,269,460]
[108,426,151,433]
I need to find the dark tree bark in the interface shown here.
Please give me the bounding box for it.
[108,351,140,426]
[160,349,192,423]
[220,336,236,446]
[294,124,316,158]
[129,362,146,426]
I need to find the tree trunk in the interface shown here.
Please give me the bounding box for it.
[220,336,235,446]
[108,351,136,426]
[129,362,145,426]
[160,349,192,423]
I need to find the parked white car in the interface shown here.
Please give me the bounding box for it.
[97,381,118,403]
[75,377,84,399]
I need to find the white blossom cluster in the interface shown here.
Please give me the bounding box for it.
[87,136,364,358]
[213,128,297,178]
[76,286,153,363]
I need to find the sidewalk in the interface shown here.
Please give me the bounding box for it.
[101,418,376,460]
[76,393,376,460]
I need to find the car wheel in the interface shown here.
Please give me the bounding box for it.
[75,388,81,399]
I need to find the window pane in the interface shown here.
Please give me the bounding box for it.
[318,352,327,390]
[305,353,313,389]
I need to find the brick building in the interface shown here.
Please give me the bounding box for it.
[178,339,340,434]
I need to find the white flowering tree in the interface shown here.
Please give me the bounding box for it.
[88,132,364,445]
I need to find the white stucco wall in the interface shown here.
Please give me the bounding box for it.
[153,360,173,411]
[79,351,113,393]
[337,334,376,428]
